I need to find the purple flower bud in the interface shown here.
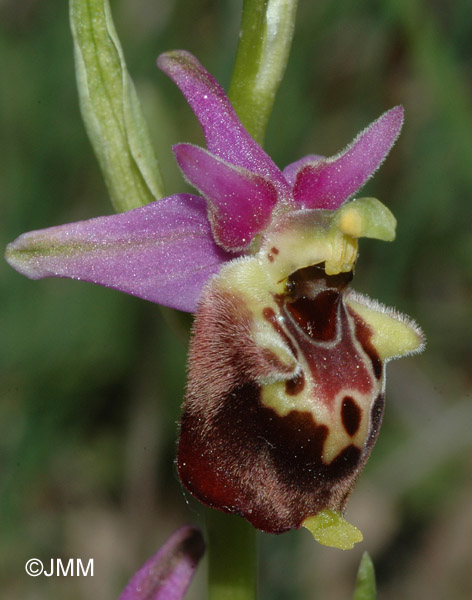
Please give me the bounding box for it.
[119,527,205,600]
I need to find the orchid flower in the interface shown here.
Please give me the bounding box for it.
[119,526,204,600]
[6,50,424,549]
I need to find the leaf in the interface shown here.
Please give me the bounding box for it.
[353,551,377,600]
[70,0,165,211]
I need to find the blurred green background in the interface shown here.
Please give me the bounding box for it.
[1,0,471,598]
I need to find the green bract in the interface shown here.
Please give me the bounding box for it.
[70,0,165,211]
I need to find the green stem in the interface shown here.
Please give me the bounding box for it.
[206,508,258,600]
[228,0,298,144]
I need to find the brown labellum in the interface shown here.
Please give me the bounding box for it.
[177,263,388,533]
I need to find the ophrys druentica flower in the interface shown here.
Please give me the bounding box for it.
[6,50,425,549]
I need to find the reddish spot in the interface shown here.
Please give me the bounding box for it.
[263,307,298,358]
[267,247,279,263]
[285,371,305,395]
[286,290,340,342]
[341,397,362,436]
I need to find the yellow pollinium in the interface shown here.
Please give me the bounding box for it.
[302,509,363,550]
[338,205,364,238]
[324,232,358,275]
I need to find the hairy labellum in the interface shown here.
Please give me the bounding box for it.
[178,199,424,536]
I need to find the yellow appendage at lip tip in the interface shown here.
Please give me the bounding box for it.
[302,509,363,550]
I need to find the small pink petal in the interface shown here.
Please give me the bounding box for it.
[282,154,324,187]
[119,526,205,600]
[157,50,291,199]
[293,106,404,209]
[174,144,278,251]
[5,195,231,313]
